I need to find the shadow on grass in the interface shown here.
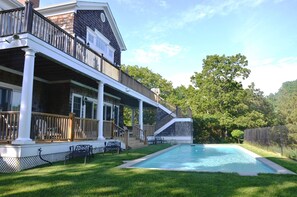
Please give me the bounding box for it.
[0,144,296,197]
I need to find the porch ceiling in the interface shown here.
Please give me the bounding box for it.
[0,48,96,86]
[104,85,153,108]
[0,48,154,108]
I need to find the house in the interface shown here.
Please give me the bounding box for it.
[0,0,193,172]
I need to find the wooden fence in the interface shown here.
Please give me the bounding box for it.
[244,125,297,159]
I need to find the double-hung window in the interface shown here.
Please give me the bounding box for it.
[86,27,115,63]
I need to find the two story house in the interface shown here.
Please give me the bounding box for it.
[0,0,193,172]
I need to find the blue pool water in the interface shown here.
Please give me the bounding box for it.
[133,144,276,174]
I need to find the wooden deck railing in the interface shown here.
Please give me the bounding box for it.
[0,111,100,142]
[103,120,113,139]
[0,111,19,142]
[143,124,155,136]
[112,123,128,147]
[31,112,70,141]
[132,125,145,142]
[0,8,25,36]
[74,117,98,140]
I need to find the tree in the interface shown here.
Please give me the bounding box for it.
[190,54,251,137]
[268,80,297,124]
[121,65,174,99]
[231,129,244,143]
[189,54,275,142]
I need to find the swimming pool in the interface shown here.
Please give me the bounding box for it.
[121,144,295,176]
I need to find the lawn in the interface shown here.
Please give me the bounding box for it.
[0,143,296,197]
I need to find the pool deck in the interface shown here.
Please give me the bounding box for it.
[118,144,296,176]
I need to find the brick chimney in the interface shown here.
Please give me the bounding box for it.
[18,0,40,8]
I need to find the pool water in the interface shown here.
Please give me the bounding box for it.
[133,144,276,174]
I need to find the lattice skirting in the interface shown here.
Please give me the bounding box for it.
[0,147,105,173]
[0,152,67,173]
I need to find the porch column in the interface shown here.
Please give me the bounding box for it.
[139,100,143,129]
[12,48,36,144]
[97,81,105,140]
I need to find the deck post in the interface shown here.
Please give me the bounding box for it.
[97,81,105,140]
[12,48,36,144]
[139,100,143,141]
[24,0,34,33]
[68,113,75,141]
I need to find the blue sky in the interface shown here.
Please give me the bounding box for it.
[40,0,297,95]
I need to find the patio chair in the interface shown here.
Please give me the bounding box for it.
[0,115,18,140]
[35,119,47,140]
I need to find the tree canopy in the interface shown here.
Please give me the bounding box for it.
[268,80,297,124]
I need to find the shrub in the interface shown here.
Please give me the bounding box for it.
[231,129,244,143]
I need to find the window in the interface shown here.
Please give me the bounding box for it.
[107,46,115,63]
[72,95,82,118]
[11,90,21,111]
[103,103,119,125]
[0,83,21,111]
[87,29,96,47]
[86,27,115,63]
[0,87,12,111]
[103,104,112,121]
[114,105,119,126]
[96,37,107,53]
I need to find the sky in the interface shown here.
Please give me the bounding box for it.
[40,0,297,95]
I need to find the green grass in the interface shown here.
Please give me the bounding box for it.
[242,143,297,174]
[1,143,297,197]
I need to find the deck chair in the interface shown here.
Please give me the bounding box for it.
[35,119,47,140]
[0,114,18,140]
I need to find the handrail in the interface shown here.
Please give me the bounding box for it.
[112,123,128,147]
[133,125,146,143]
[155,110,176,130]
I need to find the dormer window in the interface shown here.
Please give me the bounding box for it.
[87,27,115,63]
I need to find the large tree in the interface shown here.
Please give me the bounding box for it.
[190,54,273,141]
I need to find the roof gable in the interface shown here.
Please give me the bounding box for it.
[37,0,126,51]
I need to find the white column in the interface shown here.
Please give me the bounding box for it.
[12,48,36,144]
[97,81,105,140]
[139,100,143,140]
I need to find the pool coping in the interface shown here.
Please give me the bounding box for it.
[118,144,296,176]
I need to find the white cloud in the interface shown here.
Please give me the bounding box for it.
[150,43,181,57]
[177,0,267,27]
[167,72,193,88]
[133,49,160,65]
[150,0,279,32]
[130,43,182,65]
[243,57,297,95]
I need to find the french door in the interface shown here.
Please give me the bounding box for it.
[71,94,119,124]
[71,94,97,119]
